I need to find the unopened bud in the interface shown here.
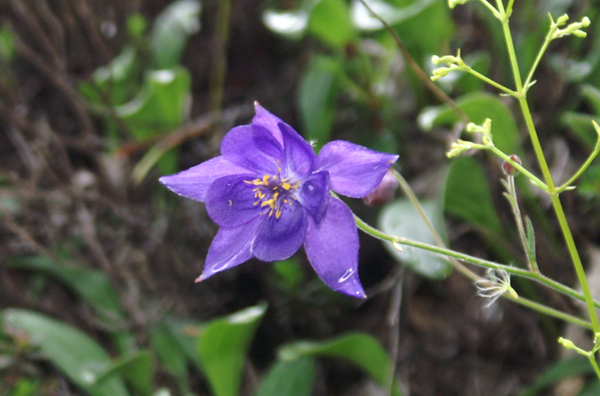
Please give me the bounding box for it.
[502,154,522,176]
[363,170,398,206]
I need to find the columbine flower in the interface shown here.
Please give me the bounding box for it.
[160,103,398,298]
[474,268,518,308]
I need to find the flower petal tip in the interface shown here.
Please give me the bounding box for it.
[194,275,203,283]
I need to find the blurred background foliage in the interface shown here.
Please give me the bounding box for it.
[1,0,600,395]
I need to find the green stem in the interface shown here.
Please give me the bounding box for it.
[556,124,600,193]
[498,4,600,335]
[589,354,600,379]
[507,176,538,272]
[466,68,519,97]
[478,0,501,19]
[523,20,555,92]
[488,146,548,191]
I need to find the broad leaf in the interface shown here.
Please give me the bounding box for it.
[254,356,316,396]
[279,332,403,396]
[308,0,357,48]
[418,92,521,155]
[197,303,268,396]
[517,357,592,396]
[2,309,129,396]
[560,112,600,148]
[96,351,154,396]
[379,198,452,280]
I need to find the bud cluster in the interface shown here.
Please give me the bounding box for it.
[430,50,467,82]
[551,14,591,39]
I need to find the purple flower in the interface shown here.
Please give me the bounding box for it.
[160,103,398,298]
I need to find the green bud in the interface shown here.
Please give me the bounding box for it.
[448,0,470,9]
[556,14,569,26]
[573,30,587,38]
[447,140,473,158]
[558,337,575,349]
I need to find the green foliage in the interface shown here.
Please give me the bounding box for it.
[2,309,130,396]
[379,198,452,279]
[254,356,316,396]
[517,357,593,396]
[279,332,403,396]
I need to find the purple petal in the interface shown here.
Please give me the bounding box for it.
[304,197,365,298]
[316,141,399,198]
[279,123,316,177]
[297,171,329,224]
[221,125,283,175]
[198,217,262,281]
[159,156,249,202]
[205,174,262,228]
[252,102,285,145]
[253,202,307,262]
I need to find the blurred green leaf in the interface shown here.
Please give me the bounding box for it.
[418,92,521,155]
[127,13,148,39]
[150,0,201,69]
[560,112,600,148]
[254,356,316,396]
[2,309,129,396]
[6,256,124,322]
[579,162,600,199]
[96,351,154,396]
[197,303,267,396]
[444,157,504,237]
[0,28,16,61]
[279,332,403,396]
[350,0,436,32]
[298,56,342,149]
[116,67,191,141]
[262,9,309,40]
[379,198,452,279]
[150,325,188,379]
[308,0,356,48]
[582,84,600,115]
[272,258,304,292]
[578,381,600,396]
[9,378,39,396]
[517,357,592,396]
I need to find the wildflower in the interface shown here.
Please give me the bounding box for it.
[160,103,398,298]
[474,268,517,308]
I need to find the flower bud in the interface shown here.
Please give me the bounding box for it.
[502,154,522,176]
[363,170,398,206]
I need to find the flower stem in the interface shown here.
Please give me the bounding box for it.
[506,175,538,272]
[498,5,600,335]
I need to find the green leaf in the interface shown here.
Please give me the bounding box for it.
[0,28,16,61]
[6,256,124,322]
[308,0,357,48]
[254,356,316,396]
[517,357,592,396]
[525,216,536,264]
[96,351,154,396]
[197,303,268,396]
[581,84,600,116]
[379,198,452,280]
[150,0,202,69]
[279,332,403,396]
[298,56,342,148]
[150,324,189,379]
[262,9,309,40]
[2,309,129,396]
[560,112,600,148]
[116,67,191,141]
[444,157,504,237]
[351,0,437,32]
[418,92,521,155]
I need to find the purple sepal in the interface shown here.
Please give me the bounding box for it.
[304,197,366,298]
[159,156,248,203]
[198,217,262,281]
[253,203,307,262]
[297,171,329,224]
[252,102,286,145]
[205,174,262,228]
[221,125,283,175]
[316,141,399,198]
[279,123,316,177]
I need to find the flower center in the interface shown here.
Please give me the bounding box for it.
[245,172,300,219]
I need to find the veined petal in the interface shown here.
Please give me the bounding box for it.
[252,102,285,145]
[221,125,283,175]
[205,174,262,228]
[253,202,307,262]
[304,197,365,298]
[159,156,249,202]
[279,123,316,177]
[297,171,329,224]
[316,141,398,198]
[198,217,262,281]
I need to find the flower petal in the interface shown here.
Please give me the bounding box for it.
[205,174,263,227]
[279,123,316,177]
[253,202,307,262]
[297,171,329,224]
[221,125,283,175]
[159,156,249,202]
[316,141,399,198]
[198,217,262,281]
[304,197,365,298]
[252,102,285,145]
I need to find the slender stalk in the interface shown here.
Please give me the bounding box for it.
[466,68,519,97]
[498,3,600,334]
[477,0,501,20]
[506,175,538,272]
[590,354,600,379]
[523,21,555,92]
[489,146,548,191]
[556,124,600,193]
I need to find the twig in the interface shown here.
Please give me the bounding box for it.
[358,0,470,125]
